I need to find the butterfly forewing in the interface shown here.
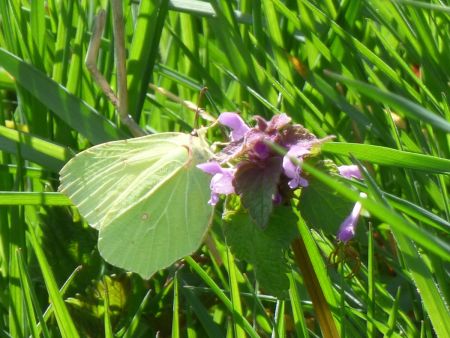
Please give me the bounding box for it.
[59,133,197,230]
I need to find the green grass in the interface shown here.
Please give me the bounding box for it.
[1,0,449,337]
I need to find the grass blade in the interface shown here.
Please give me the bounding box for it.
[27,221,79,338]
[322,142,450,173]
[0,48,124,143]
[324,71,450,133]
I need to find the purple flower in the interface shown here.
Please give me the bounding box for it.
[218,112,250,141]
[282,141,314,188]
[266,113,292,131]
[253,140,271,160]
[199,113,328,227]
[338,165,362,180]
[254,113,291,132]
[197,161,235,205]
[272,192,282,205]
[337,193,367,242]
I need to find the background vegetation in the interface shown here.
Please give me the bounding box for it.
[1,0,449,337]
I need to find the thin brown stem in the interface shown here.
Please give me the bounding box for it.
[85,4,145,137]
[292,236,340,338]
[148,84,215,122]
[111,0,144,137]
[85,10,119,108]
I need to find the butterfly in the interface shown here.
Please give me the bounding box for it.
[59,132,213,278]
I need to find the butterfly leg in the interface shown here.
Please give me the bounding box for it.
[85,1,145,137]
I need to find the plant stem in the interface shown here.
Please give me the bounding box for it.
[292,236,340,338]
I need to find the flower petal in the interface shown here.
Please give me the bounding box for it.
[268,113,291,130]
[208,193,220,206]
[336,214,357,242]
[253,115,268,131]
[218,112,250,141]
[283,157,309,189]
[281,141,313,189]
[282,155,300,180]
[286,174,309,189]
[288,142,313,157]
[197,161,236,205]
[337,193,367,242]
[338,165,362,180]
[253,140,270,160]
[210,171,235,195]
[197,161,224,175]
[272,192,282,205]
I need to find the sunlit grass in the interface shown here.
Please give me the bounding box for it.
[0,0,449,337]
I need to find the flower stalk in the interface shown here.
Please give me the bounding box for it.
[292,234,340,338]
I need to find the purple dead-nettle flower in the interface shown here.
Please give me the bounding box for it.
[244,130,275,161]
[338,165,362,180]
[254,113,292,133]
[198,112,323,227]
[282,140,316,188]
[337,192,367,242]
[252,140,271,160]
[196,161,235,205]
[218,112,250,141]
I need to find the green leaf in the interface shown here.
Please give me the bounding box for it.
[0,48,125,144]
[234,157,283,228]
[0,125,70,172]
[27,224,80,338]
[181,283,225,337]
[185,256,259,338]
[0,192,71,206]
[301,162,450,261]
[299,178,354,235]
[322,142,450,173]
[127,0,169,119]
[394,0,450,13]
[66,275,129,319]
[59,132,213,278]
[324,71,450,133]
[394,232,450,338]
[224,207,298,299]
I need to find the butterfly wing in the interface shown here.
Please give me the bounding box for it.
[59,132,198,229]
[59,132,213,278]
[98,153,212,278]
